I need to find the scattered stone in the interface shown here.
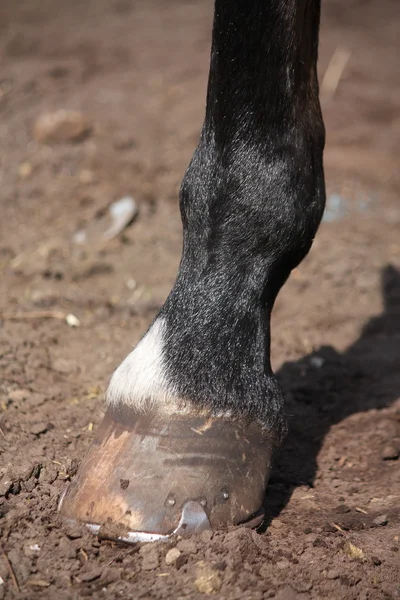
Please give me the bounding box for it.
[72,196,137,249]
[66,313,81,327]
[79,169,95,184]
[79,567,103,582]
[372,556,382,566]
[24,540,41,558]
[303,526,313,534]
[335,504,351,514]
[326,569,340,580]
[372,514,388,527]
[340,574,361,587]
[19,161,33,178]
[274,587,299,600]
[322,522,337,533]
[177,538,197,554]
[8,388,31,402]
[194,562,222,595]
[98,520,130,541]
[270,518,285,530]
[40,466,59,484]
[0,460,41,496]
[199,530,213,544]
[165,548,181,565]
[175,553,189,570]
[65,524,84,539]
[72,261,114,281]
[66,458,80,478]
[139,546,159,571]
[381,445,399,460]
[10,480,21,495]
[101,567,122,585]
[52,358,79,374]
[8,461,36,482]
[23,478,36,492]
[30,422,48,436]
[58,537,77,559]
[0,477,13,497]
[48,65,70,78]
[312,537,328,549]
[113,134,135,151]
[293,580,313,592]
[33,110,90,143]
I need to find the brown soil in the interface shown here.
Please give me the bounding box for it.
[0,0,399,598]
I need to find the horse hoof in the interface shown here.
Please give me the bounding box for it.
[58,405,276,542]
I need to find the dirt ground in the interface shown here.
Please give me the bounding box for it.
[0,0,399,598]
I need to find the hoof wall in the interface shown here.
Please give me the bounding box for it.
[59,406,275,542]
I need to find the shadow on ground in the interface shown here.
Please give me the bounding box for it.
[263,265,400,524]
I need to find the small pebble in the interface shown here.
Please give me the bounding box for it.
[30,422,48,436]
[79,169,95,184]
[65,524,84,539]
[326,569,340,580]
[19,161,33,178]
[303,526,313,534]
[33,110,90,143]
[8,389,31,402]
[274,587,299,600]
[23,541,41,557]
[139,546,159,571]
[199,529,213,544]
[58,537,77,559]
[66,313,80,327]
[113,134,135,151]
[177,538,197,554]
[0,478,13,497]
[66,458,80,477]
[165,548,181,565]
[40,466,58,484]
[270,518,285,529]
[373,514,388,527]
[381,445,399,460]
[101,567,122,585]
[79,567,103,582]
[293,580,313,592]
[52,358,79,374]
[335,503,351,514]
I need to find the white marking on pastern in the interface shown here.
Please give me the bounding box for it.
[106,318,176,410]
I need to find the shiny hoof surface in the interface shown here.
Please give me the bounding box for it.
[58,405,275,542]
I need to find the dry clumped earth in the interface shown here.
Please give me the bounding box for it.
[0,0,399,598]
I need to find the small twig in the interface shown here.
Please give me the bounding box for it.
[0,427,7,439]
[331,522,347,535]
[79,548,88,562]
[321,47,351,99]
[2,549,20,592]
[355,507,368,514]
[0,310,80,327]
[0,310,66,321]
